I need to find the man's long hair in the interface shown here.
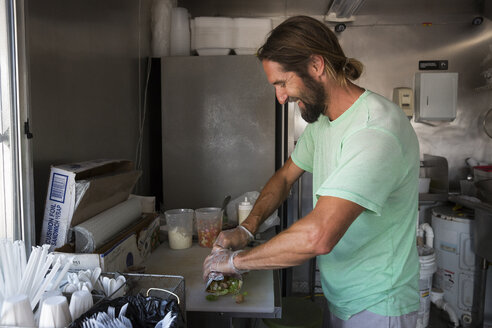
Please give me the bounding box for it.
[257,16,363,86]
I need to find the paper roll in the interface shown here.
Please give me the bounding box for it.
[73,198,142,253]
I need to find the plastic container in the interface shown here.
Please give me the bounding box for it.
[195,207,223,247]
[419,177,431,193]
[194,17,233,55]
[474,165,492,182]
[238,197,253,224]
[416,246,436,328]
[170,7,190,56]
[432,206,478,326]
[232,18,272,55]
[165,209,194,250]
[475,178,492,204]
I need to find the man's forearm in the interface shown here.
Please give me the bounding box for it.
[241,171,292,235]
[234,196,365,271]
[234,224,317,270]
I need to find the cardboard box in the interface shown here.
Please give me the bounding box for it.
[40,159,141,251]
[54,213,160,272]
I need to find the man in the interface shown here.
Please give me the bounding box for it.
[203,16,420,328]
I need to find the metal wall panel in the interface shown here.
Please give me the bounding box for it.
[161,55,275,210]
[26,0,151,237]
[338,18,492,190]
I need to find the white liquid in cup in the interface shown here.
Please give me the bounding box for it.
[165,208,194,250]
[168,226,193,249]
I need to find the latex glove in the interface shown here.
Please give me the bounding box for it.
[203,248,246,281]
[213,225,254,251]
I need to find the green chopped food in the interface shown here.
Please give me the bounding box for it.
[206,294,219,301]
[206,276,243,296]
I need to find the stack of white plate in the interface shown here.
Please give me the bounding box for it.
[233,18,272,55]
[194,17,233,55]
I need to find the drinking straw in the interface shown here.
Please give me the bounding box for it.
[19,246,40,295]
[29,253,54,301]
[0,268,5,300]
[0,240,15,297]
[49,256,73,292]
[30,257,62,310]
[30,245,50,291]
[18,240,27,278]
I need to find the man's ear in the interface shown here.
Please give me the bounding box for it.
[309,55,325,79]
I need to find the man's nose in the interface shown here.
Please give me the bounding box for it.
[275,88,288,105]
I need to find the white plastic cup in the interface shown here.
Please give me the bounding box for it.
[39,295,72,328]
[41,290,63,304]
[0,294,35,327]
[165,209,194,250]
[69,290,93,322]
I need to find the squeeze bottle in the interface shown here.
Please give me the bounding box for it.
[238,197,253,224]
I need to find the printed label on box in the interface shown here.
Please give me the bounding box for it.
[41,169,76,251]
[50,173,69,203]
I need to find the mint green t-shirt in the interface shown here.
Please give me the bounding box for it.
[291,90,420,320]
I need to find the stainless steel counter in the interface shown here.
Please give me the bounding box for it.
[143,242,281,321]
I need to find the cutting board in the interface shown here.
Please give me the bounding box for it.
[144,243,275,314]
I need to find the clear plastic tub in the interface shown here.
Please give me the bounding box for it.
[195,207,222,248]
[165,209,194,250]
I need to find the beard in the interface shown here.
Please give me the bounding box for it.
[297,74,327,123]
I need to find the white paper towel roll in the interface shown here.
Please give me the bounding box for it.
[73,197,142,253]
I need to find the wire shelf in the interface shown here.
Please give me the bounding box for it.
[100,272,186,318]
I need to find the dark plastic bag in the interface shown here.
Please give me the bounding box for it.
[69,293,184,328]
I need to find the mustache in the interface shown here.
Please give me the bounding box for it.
[287,97,301,104]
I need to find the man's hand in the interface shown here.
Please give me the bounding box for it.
[202,248,246,281]
[213,225,254,250]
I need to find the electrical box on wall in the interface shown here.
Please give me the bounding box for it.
[393,87,414,117]
[414,72,458,122]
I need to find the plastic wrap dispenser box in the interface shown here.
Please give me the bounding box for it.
[53,213,159,272]
[40,159,141,251]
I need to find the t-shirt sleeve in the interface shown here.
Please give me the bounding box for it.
[316,128,405,215]
[291,126,315,173]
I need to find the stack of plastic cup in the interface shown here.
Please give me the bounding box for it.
[0,294,35,327]
[38,295,72,328]
[170,7,190,56]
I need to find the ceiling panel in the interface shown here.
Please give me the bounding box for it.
[356,0,480,16]
[178,0,332,17]
[178,0,482,18]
